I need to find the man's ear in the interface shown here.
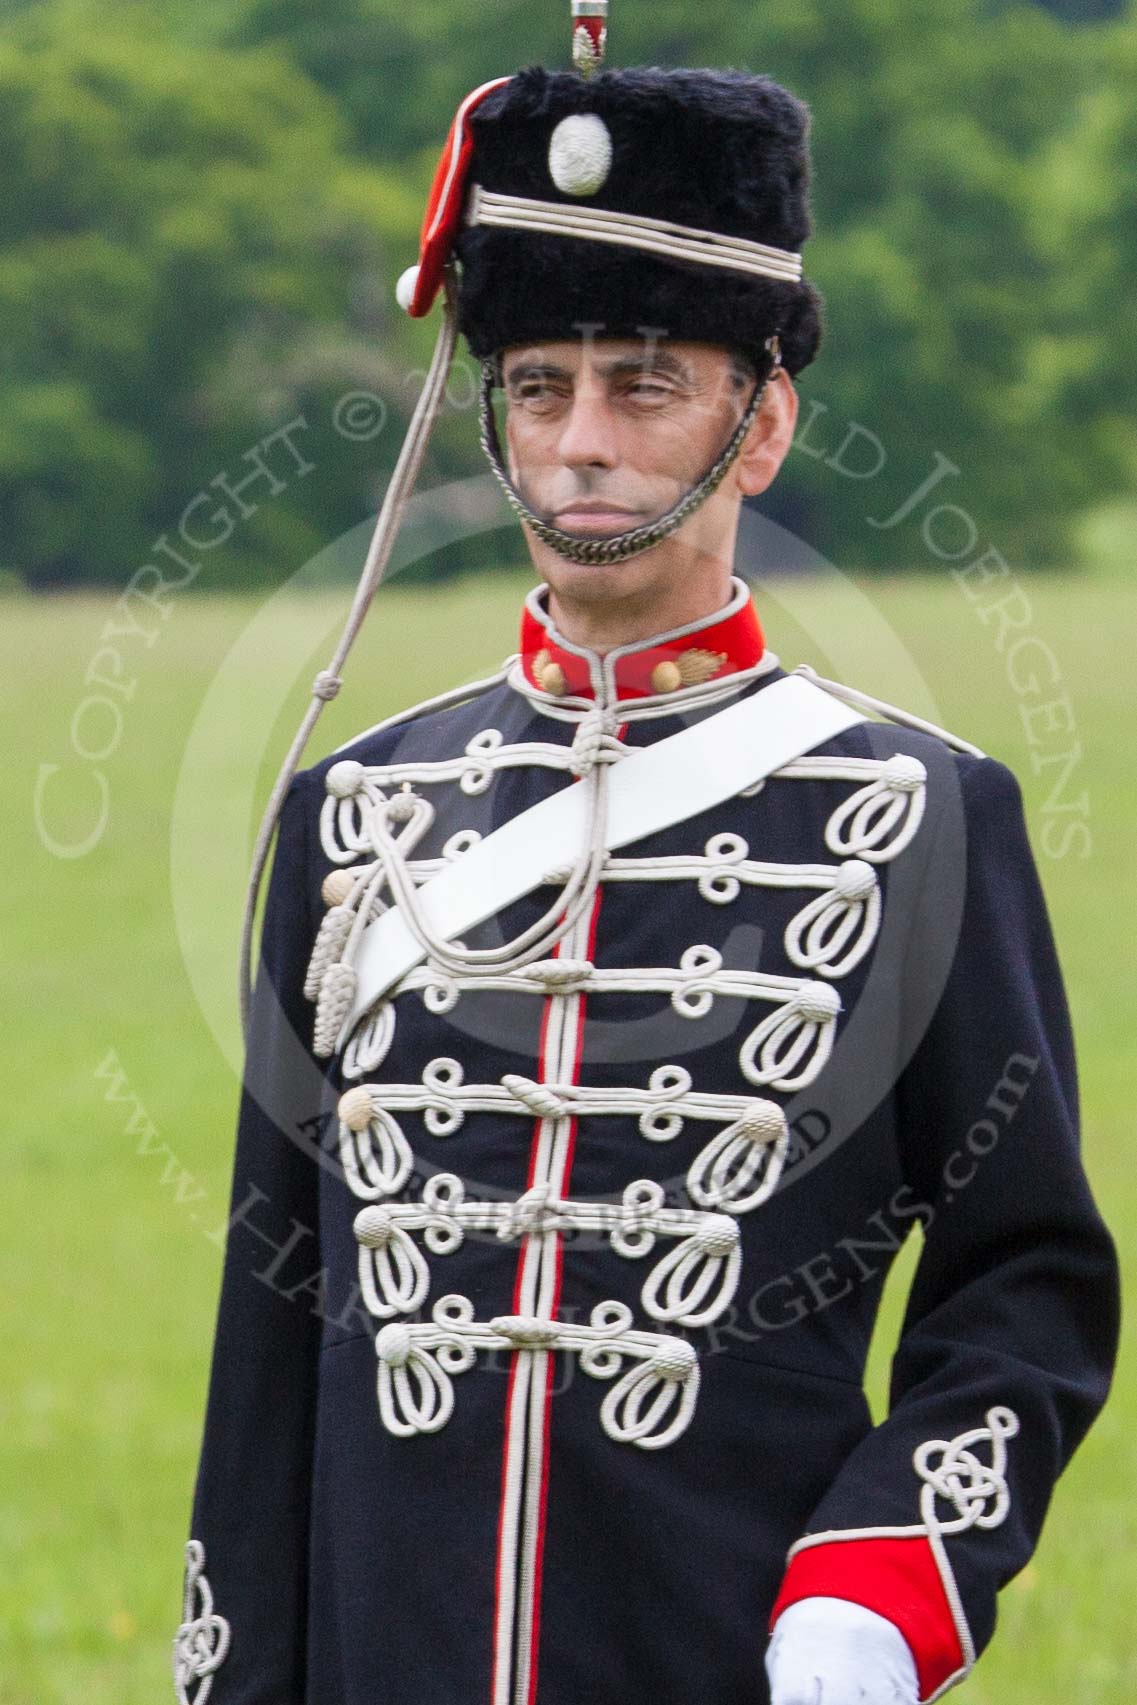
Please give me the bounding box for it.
[734,368,798,499]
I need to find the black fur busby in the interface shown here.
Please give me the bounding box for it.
[455,66,824,376]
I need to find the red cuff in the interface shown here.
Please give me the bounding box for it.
[770,1534,966,1701]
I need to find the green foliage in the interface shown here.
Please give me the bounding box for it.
[0,15,426,587]
[1,0,1134,584]
[1037,5,1137,467]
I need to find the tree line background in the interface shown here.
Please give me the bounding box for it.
[1,0,1133,589]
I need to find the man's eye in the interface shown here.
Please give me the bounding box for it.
[627,380,673,401]
[515,384,564,408]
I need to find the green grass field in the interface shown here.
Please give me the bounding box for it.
[1,568,1132,1703]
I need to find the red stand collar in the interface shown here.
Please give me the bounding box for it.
[518,581,766,704]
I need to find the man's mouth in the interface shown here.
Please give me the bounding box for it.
[552,501,643,536]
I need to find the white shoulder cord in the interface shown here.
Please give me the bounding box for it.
[791,663,986,759]
[238,270,463,1040]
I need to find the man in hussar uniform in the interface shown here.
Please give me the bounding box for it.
[173,13,1118,1705]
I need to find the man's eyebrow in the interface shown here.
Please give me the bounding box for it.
[597,351,692,383]
[503,361,572,388]
[503,352,695,388]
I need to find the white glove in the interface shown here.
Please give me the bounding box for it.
[766,1596,920,1705]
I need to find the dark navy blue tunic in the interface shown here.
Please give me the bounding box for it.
[174,593,1118,1705]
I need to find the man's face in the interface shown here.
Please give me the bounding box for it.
[499,335,795,614]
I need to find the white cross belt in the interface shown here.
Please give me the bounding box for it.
[337,674,865,1047]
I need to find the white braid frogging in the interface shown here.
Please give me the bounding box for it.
[373,1294,702,1450]
[352,1174,750,1331]
[317,746,926,867]
[335,1059,788,1448]
[311,710,628,1044]
[304,673,971,1458]
[333,1061,789,1211]
[172,1540,231,1704]
[329,841,879,1078]
[309,742,925,1061]
[341,950,841,1089]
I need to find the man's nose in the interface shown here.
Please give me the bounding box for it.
[556,386,620,470]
